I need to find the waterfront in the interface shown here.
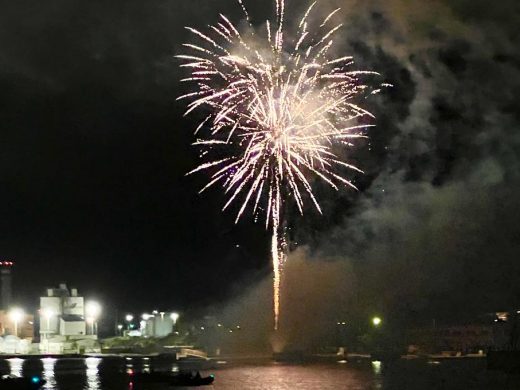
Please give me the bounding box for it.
[1,356,519,389]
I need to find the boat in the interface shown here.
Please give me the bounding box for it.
[0,375,46,390]
[130,371,215,387]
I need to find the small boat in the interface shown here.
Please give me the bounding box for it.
[131,371,215,387]
[0,375,46,390]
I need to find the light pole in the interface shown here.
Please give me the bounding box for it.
[42,308,54,334]
[86,317,94,335]
[43,308,54,353]
[170,312,179,334]
[9,308,24,337]
[85,301,101,336]
[125,314,134,332]
[42,308,54,351]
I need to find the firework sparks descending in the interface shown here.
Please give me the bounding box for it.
[178,0,387,330]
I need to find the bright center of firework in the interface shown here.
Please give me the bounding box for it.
[178,0,388,330]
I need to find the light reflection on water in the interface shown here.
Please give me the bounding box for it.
[7,357,24,377]
[1,356,515,390]
[85,357,101,390]
[42,357,57,389]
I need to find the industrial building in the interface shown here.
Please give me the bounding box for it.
[39,283,100,353]
[140,311,178,338]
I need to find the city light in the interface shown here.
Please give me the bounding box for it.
[125,314,134,322]
[85,301,101,336]
[85,301,101,319]
[42,307,54,319]
[170,312,179,324]
[9,308,24,337]
[41,308,54,341]
[372,317,382,326]
[9,308,24,322]
[142,313,152,321]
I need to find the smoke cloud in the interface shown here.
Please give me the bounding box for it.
[207,0,520,348]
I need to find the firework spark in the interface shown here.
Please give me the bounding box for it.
[178,0,387,330]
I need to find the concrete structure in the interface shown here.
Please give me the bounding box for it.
[39,283,99,353]
[40,283,88,338]
[0,261,14,310]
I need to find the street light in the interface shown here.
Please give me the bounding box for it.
[372,316,382,327]
[170,312,179,325]
[9,308,24,337]
[125,314,134,322]
[86,317,95,336]
[42,308,54,340]
[85,301,101,336]
[41,308,54,352]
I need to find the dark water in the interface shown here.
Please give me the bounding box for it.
[1,356,519,389]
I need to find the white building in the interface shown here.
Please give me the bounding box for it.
[140,311,177,338]
[39,283,100,353]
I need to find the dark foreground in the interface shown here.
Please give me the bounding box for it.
[0,355,519,389]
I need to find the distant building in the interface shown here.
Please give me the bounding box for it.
[140,311,177,338]
[40,283,88,338]
[39,283,99,353]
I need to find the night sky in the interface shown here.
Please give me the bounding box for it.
[1,0,519,326]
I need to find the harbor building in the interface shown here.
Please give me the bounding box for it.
[39,283,100,353]
[140,311,178,337]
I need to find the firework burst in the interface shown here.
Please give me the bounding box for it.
[178,0,388,330]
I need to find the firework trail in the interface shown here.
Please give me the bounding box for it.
[178,0,388,330]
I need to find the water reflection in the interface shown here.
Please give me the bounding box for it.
[7,357,24,377]
[85,357,101,390]
[42,358,57,389]
[0,357,511,390]
[143,361,150,374]
[371,360,383,389]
